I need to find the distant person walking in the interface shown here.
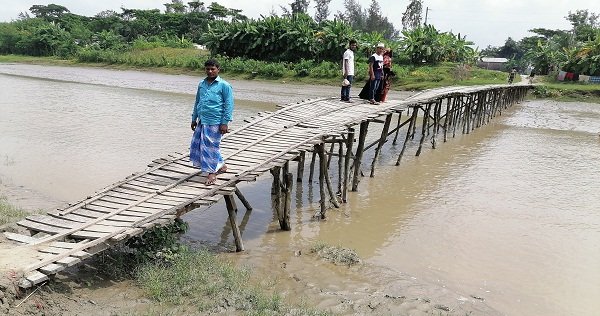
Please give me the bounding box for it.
[528,68,536,84]
[508,67,517,84]
[340,39,357,102]
[190,59,234,185]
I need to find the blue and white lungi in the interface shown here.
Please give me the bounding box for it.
[190,124,224,173]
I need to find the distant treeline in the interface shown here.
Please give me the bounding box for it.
[481,9,600,76]
[0,1,477,67]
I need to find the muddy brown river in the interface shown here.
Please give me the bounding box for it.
[1,64,599,316]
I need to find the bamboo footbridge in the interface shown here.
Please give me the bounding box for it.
[3,83,530,288]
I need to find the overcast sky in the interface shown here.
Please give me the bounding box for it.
[2,0,599,48]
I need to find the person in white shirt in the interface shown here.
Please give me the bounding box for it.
[341,39,358,102]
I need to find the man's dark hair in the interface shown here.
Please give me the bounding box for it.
[205,59,220,69]
[349,39,357,45]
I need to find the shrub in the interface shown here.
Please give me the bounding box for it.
[293,59,314,77]
[310,61,338,78]
[257,62,287,78]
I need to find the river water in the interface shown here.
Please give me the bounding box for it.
[1,64,599,316]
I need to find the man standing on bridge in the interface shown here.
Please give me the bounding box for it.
[190,59,234,185]
[367,43,385,105]
[341,39,357,102]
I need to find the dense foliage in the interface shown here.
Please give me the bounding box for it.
[481,9,600,76]
[201,14,356,62]
[0,1,477,68]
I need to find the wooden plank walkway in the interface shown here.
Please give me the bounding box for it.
[2,83,531,288]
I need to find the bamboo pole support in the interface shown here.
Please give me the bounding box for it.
[337,136,343,194]
[443,97,451,142]
[411,106,418,139]
[316,142,339,208]
[351,121,369,191]
[281,171,293,230]
[234,187,252,211]
[392,110,404,145]
[308,150,316,183]
[416,103,431,156]
[370,113,393,177]
[270,166,281,196]
[296,151,305,182]
[431,100,440,149]
[396,105,418,165]
[452,98,459,138]
[326,137,336,168]
[316,143,328,219]
[342,128,355,202]
[224,195,244,252]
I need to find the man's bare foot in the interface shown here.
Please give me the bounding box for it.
[217,164,227,174]
[206,173,217,185]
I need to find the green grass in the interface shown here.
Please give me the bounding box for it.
[0,195,28,226]
[529,75,600,103]
[395,62,507,90]
[135,248,329,315]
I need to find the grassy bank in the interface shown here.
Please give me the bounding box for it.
[90,222,331,315]
[135,248,327,315]
[3,50,597,101]
[1,48,507,89]
[0,196,28,226]
[530,77,600,103]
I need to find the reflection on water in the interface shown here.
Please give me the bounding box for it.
[1,65,600,316]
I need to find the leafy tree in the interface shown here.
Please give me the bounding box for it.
[566,10,599,42]
[291,0,310,15]
[480,45,500,57]
[365,0,396,39]
[17,22,76,57]
[400,25,475,64]
[401,0,422,31]
[314,0,332,23]
[0,23,22,54]
[525,39,565,74]
[29,4,70,21]
[335,0,396,39]
[529,28,567,40]
[164,0,187,13]
[207,2,228,20]
[187,1,205,13]
[561,29,600,75]
[335,0,366,31]
[497,37,524,59]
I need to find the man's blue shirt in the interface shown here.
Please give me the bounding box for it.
[191,76,234,125]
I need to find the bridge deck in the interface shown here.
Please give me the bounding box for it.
[2,84,530,287]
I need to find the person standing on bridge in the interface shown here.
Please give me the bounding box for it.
[508,67,517,84]
[341,39,357,102]
[368,43,385,105]
[190,59,234,185]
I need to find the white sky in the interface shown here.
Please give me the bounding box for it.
[1,0,599,48]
